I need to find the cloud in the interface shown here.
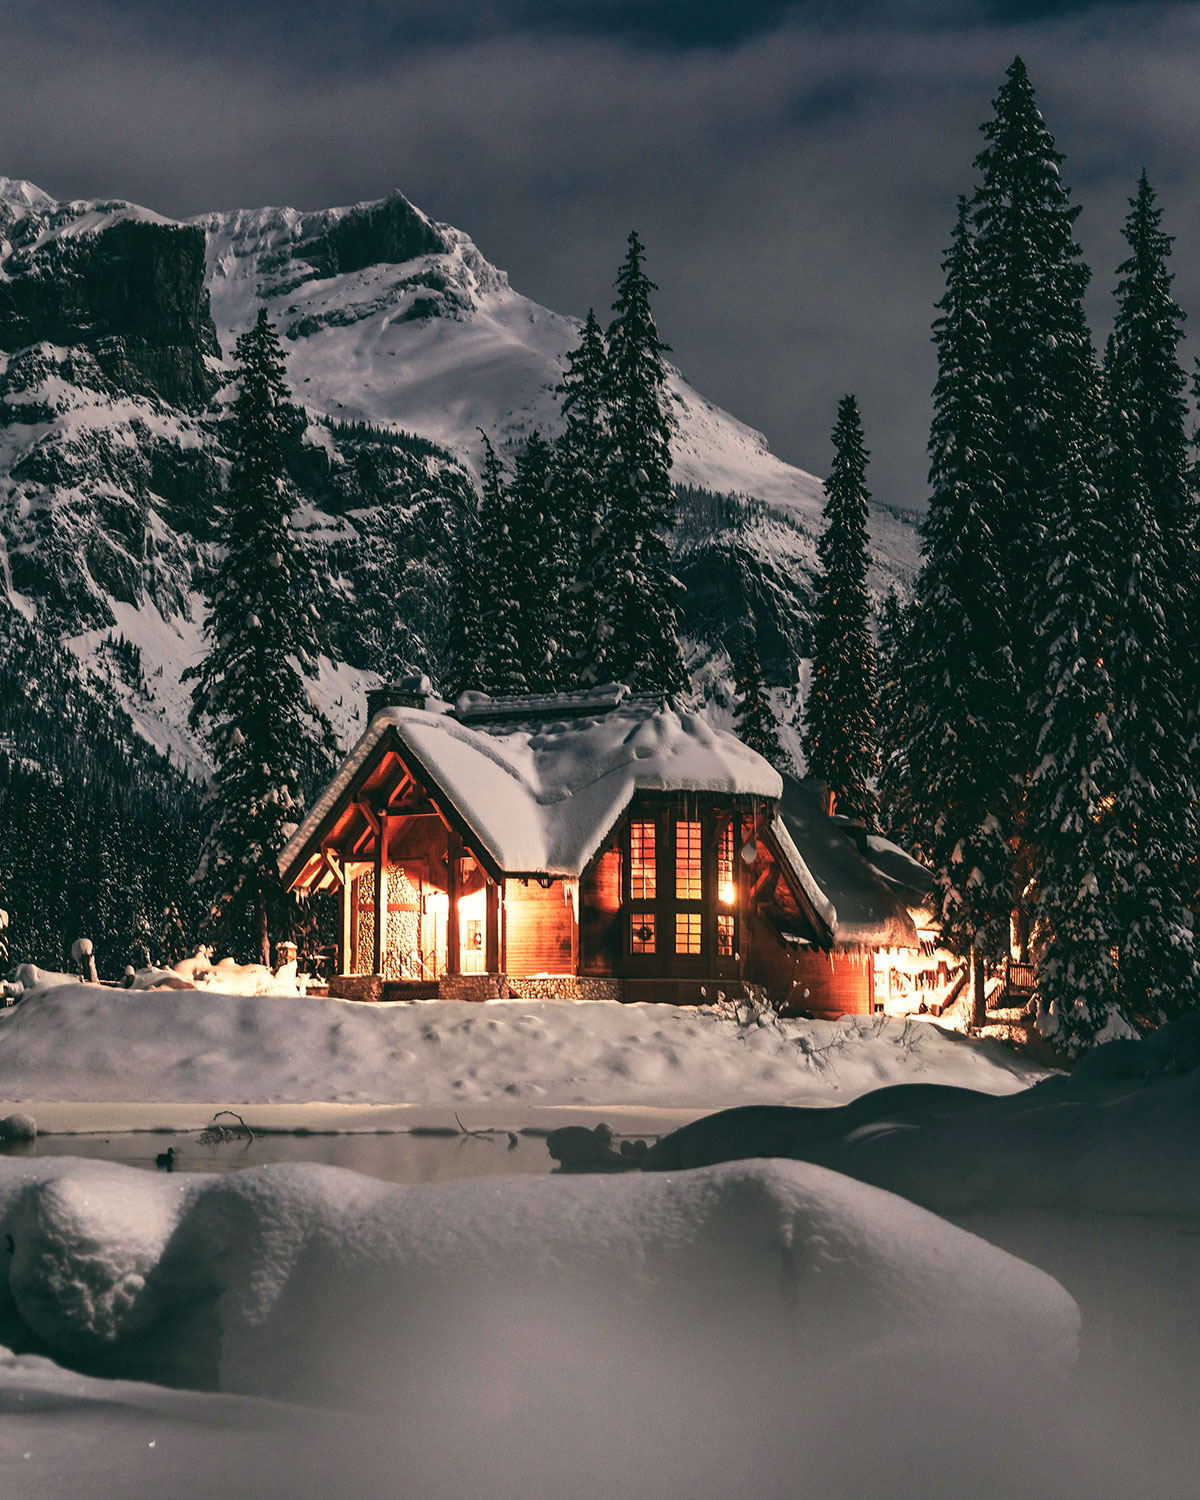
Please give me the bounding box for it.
[2,1,1198,513]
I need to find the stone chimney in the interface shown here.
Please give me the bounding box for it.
[365,673,435,720]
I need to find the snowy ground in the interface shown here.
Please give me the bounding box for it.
[0,976,1046,1119]
[0,975,1195,1497]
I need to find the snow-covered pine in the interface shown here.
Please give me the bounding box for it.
[1025,358,1122,1052]
[802,394,880,828]
[443,468,484,699]
[900,201,1018,1018]
[553,309,608,682]
[506,430,563,691]
[873,586,912,838]
[1107,173,1199,839]
[732,627,789,774]
[474,432,528,696]
[1098,367,1199,1033]
[185,308,336,965]
[970,57,1097,730]
[589,233,687,695]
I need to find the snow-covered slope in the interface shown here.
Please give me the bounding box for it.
[0,177,919,770]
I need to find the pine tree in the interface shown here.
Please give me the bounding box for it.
[732,628,788,773]
[902,202,1019,1022]
[1099,367,1199,1033]
[802,395,880,827]
[186,309,334,965]
[506,430,561,690]
[1025,416,1122,1051]
[971,57,1097,703]
[873,587,911,839]
[445,478,483,698]
[554,310,608,680]
[590,233,686,694]
[474,433,526,696]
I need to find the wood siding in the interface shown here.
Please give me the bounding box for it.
[580,848,622,975]
[504,880,577,977]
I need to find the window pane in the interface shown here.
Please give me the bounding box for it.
[675,820,701,900]
[675,911,702,955]
[631,913,656,954]
[631,821,656,899]
[717,914,736,958]
[718,823,735,905]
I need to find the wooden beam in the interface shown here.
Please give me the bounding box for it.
[447,829,462,976]
[321,845,345,890]
[486,879,502,973]
[386,773,416,809]
[338,873,352,976]
[359,801,381,839]
[373,811,391,976]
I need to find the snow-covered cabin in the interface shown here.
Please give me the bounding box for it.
[280,682,931,1014]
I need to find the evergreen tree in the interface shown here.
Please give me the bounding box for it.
[1099,370,1199,1033]
[802,395,880,827]
[590,233,686,694]
[554,310,608,680]
[474,433,527,695]
[445,477,483,698]
[186,309,334,965]
[971,57,1097,703]
[506,430,561,690]
[902,202,1019,1022]
[1107,174,1199,835]
[732,628,788,773]
[874,587,912,839]
[1025,418,1122,1051]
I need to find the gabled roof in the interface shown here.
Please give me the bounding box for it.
[775,776,927,949]
[280,687,782,885]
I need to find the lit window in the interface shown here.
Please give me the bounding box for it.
[717,914,736,958]
[631,821,656,899]
[718,823,735,905]
[675,912,702,955]
[675,820,701,900]
[631,913,656,954]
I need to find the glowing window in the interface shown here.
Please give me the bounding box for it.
[718,824,735,905]
[717,914,737,958]
[630,821,656,899]
[631,913,656,954]
[675,820,702,900]
[675,912,702,955]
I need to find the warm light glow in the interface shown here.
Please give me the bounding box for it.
[719,880,736,906]
[458,888,486,920]
[424,891,449,916]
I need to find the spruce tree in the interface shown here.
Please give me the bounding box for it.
[732,628,787,773]
[186,308,334,964]
[445,479,483,698]
[873,587,911,839]
[802,395,880,827]
[506,430,560,690]
[1025,419,1122,1051]
[1099,370,1199,1033]
[590,233,686,694]
[554,310,608,680]
[971,56,1097,703]
[474,434,526,695]
[902,202,1019,1023]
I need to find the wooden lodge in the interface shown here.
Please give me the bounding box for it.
[280,682,930,1014]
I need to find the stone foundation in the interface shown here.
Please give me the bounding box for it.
[438,973,510,1003]
[327,974,383,1003]
[505,976,623,1003]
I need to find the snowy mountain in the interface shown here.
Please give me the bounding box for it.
[0,177,919,771]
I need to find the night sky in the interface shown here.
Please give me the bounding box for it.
[5,0,1198,512]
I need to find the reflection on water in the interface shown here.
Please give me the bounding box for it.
[0,1129,557,1186]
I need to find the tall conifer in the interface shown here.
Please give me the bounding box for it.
[802,395,880,827]
[903,202,1018,1022]
[590,233,686,694]
[475,434,526,696]
[186,309,334,964]
[732,629,788,773]
[554,310,608,681]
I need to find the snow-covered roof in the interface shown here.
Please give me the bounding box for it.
[281,690,782,882]
[775,777,924,949]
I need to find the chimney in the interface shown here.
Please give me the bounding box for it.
[366,673,434,720]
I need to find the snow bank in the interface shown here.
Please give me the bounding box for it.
[127,953,303,996]
[0,984,1047,1107]
[0,1155,1076,1500]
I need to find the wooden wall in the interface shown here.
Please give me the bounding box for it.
[504,880,577,977]
[579,848,621,975]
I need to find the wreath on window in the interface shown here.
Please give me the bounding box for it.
[633,923,655,944]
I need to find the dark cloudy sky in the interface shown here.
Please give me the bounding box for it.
[5,0,1198,510]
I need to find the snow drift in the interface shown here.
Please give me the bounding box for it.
[0,1155,1077,1500]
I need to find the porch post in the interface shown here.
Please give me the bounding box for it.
[338,870,351,975]
[486,878,502,973]
[446,830,462,976]
[373,810,391,976]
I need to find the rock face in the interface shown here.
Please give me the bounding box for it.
[0,200,219,409]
